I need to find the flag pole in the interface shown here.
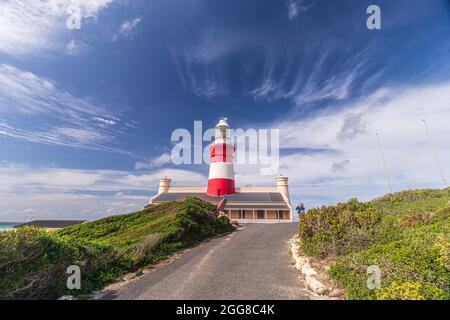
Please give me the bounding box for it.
[376,133,393,193]
[422,119,447,186]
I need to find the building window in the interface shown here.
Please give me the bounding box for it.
[231,210,239,219]
[239,210,245,219]
[278,210,284,219]
[257,210,265,219]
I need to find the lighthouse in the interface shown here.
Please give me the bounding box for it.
[207,118,236,196]
[147,117,294,223]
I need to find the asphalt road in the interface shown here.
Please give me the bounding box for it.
[99,223,310,300]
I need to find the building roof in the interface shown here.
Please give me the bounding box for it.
[152,192,285,203]
[14,220,85,229]
[224,204,290,210]
[151,192,290,210]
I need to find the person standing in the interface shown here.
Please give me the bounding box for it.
[296,202,305,215]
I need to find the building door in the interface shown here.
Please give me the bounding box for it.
[257,210,265,219]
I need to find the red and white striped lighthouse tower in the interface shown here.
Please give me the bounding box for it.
[207,118,235,196]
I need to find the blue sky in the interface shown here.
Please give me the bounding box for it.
[1,0,450,221]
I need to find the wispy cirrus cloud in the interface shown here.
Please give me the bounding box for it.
[285,0,313,20]
[0,64,130,154]
[112,17,142,41]
[0,0,115,58]
[171,25,378,105]
[169,29,245,98]
[0,64,113,118]
[250,46,377,107]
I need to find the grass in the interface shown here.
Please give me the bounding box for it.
[299,188,450,300]
[0,197,234,299]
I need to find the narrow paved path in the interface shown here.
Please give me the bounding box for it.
[99,223,310,300]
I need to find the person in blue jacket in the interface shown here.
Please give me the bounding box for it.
[296,202,305,215]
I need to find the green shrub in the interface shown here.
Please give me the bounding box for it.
[0,197,234,299]
[374,188,450,204]
[299,199,386,257]
[0,227,127,299]
[328,210,450,300]
[376,281,447,300]
[301,188,450,300]
[133,234,161,257]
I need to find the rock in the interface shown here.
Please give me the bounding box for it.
[306,276,327,295]
[289,235,329,296]
[294,255,306,269]
[301,263,317,277]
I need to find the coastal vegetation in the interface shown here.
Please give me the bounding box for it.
[0,197,234,299]
[299,188,450,300]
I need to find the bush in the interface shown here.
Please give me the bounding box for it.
[376,281,447,300]
[0,227,127,299]
[133,234,160,257]
[374,188,449,204]
[299,199,386,257]
[330,240,449,300]
[301,188,450,300]
[0,197,234,299]
[328,204,450,300]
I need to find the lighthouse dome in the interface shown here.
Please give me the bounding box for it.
[216,118,230,128]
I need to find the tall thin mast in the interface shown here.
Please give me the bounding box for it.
[376,133,393,193]
[422,119,447,186]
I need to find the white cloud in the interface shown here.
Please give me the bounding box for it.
[169,29,246,98]
[285,0,312,20]
[66,39,90,56]
[238,82,450,208]
[0,0,115,58]
[0,163,206,221]
[181,29,242,64]
[93,117,117,126]
[251,47,374,106]
[0,64,129,153]
[0,64,106,116]
[0,192,146,222]
[135,153,172,169]
[112,17,142,41]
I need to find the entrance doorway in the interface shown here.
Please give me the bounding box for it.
[257,210,265,219]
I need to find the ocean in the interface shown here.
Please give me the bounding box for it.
[0,222,19,232]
